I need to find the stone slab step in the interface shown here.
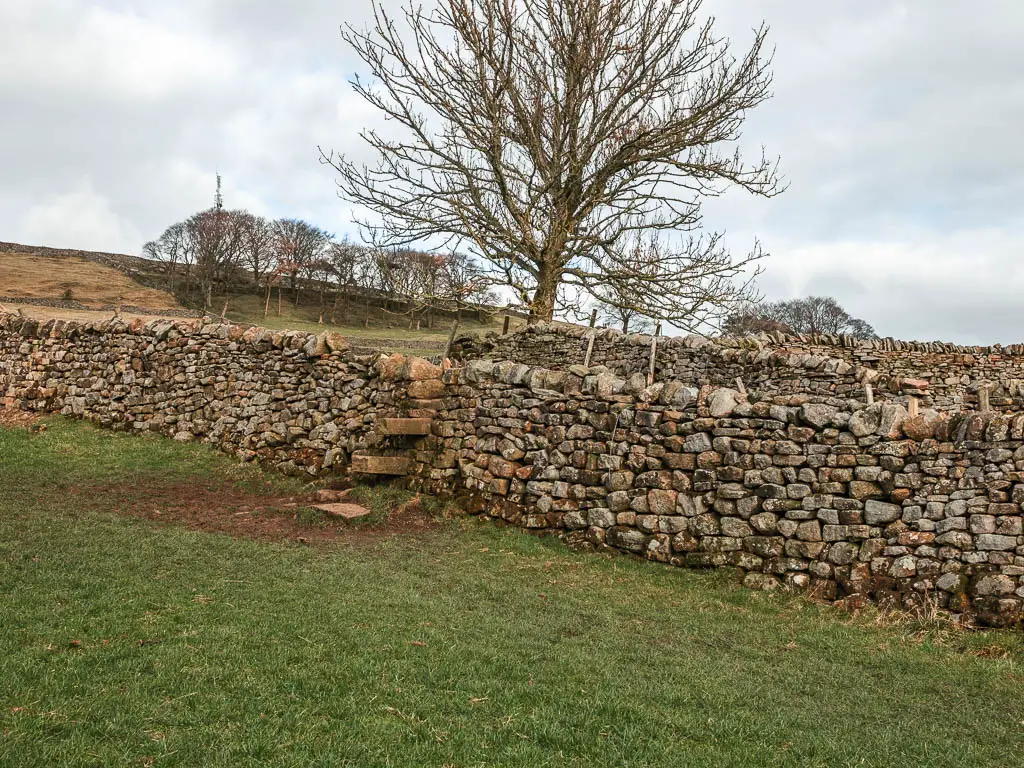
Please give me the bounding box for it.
[351,454,412,475]
[378,417,433,436]
[313,502,371,520]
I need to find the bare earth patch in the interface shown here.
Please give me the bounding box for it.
[64,481,441,546]
[0,408,41,429]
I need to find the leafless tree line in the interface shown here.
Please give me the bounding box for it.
[723,296,878,339]
[144,209,496,324]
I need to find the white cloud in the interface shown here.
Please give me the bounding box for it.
[0,3,241,100]
[18,184,143,253]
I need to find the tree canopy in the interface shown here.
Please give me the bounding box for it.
[323,0,782,327]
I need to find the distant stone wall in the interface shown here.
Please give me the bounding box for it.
[0,295,202,318]
[457,323,1024,411]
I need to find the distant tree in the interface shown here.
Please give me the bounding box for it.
[273,218,332,305]
[597,299,655,335]
[441,252,495,320]
[236,213,277,288]
[845,317,878,340]
[186,208,245,310]
[144,221,194,297]
[723,296,877,339]
[324,238,370,323]
[323,0,782,325]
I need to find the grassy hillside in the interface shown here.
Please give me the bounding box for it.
[0,242,543,355]
[0,250,181,310]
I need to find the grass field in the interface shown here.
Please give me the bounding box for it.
[219,291,511,356]
[2,417,1023,766]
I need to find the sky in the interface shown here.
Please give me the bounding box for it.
[1,0,1022,344]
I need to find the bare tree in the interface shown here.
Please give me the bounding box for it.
[324,238,370,323]
[237,213,277,289]
[186,208,244,310]
[593,277,655,334]
[144,221,194,296]
[441,252,494,320]
[273,218,332,305]
[323,0,781,324]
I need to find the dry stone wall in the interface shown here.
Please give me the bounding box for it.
[0,311,446,479]
[446,359,1024,626]
[458,323,1024,412]
[4,310,1024,625]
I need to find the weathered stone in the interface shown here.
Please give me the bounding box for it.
[408,379,447,399]
[974,574,1016,596]
[314,502,371,520]
[800,403,838,429]
[849,406,881,437]
[647,489,678,515]
[606,526,649,553]
[708,388,740,418]
[976,534,1017,551]
[742,573,781,591]
[682,433,713,453]
[864,500,902,525]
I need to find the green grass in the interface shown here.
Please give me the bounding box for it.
[1,418,1023,767]
[217,291,508,355]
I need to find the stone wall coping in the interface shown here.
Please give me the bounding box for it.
[512,320,1024,358]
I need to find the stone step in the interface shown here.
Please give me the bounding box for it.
[313,502,371,520]
[351,454,412,475]
[378,417,433,436]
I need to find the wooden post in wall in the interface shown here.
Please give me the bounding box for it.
[502,315,511,335]
[588,307,598,328]
[583,330,596,368]
[647,322,661,387]
[441,318,459,363]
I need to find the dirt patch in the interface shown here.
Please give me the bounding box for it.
[66,482,443,546]
[0,408,42,429]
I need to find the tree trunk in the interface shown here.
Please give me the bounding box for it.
[330,291,342,325]
[529,265,560,323]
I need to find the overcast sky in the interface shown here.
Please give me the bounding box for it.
[2,1,1022,343]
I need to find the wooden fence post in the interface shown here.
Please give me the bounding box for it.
[646,323,661,386]
[583,331,596,368]
[442,319,459,362]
